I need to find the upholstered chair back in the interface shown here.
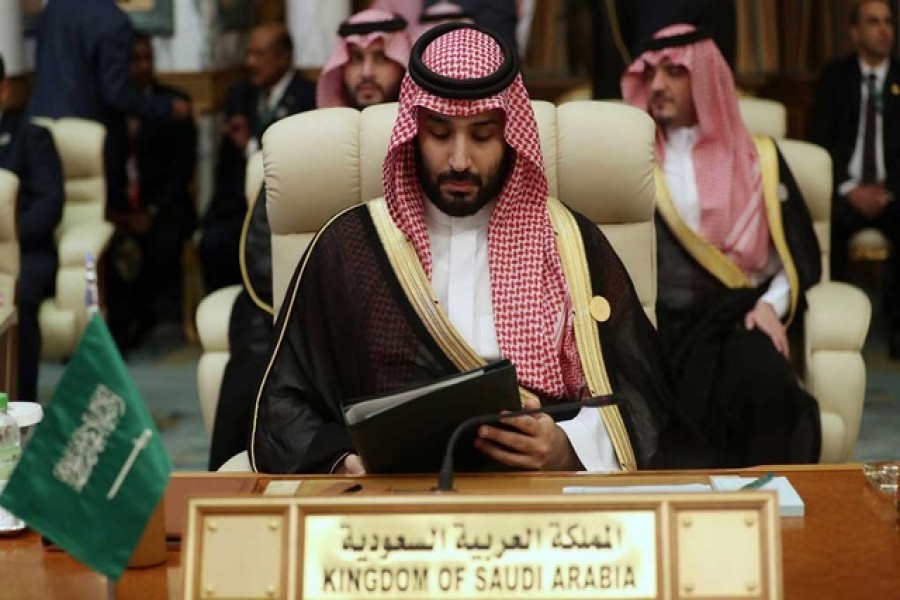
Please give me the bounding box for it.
[31,117,114,360]
[738,97,788,139]
[263,101,658,322]
[0,169,19,397]
[0,169,19,285]
[32,118,106,241]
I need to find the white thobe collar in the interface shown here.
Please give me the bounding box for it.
[662,125,702,231]
[424,198,500,359]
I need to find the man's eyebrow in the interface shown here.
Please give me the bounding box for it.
[424,113,450,125]
[471,116,501,128]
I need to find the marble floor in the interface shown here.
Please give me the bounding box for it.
[36,303,900,472]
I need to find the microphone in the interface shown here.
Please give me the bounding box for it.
[435,394,621,492]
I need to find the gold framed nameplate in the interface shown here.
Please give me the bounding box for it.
[182,493,782,599]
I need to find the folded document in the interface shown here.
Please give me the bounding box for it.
[564,476,803,517]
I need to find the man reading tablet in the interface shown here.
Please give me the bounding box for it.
[250,24,710,475]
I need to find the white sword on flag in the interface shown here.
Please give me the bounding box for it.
[107,428,153,500]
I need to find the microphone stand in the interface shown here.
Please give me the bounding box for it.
[435,394,620,492]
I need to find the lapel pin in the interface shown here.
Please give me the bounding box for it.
[891,83,900,96]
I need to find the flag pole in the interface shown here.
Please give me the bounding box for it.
[107,577,116,600]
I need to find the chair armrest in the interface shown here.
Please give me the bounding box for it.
[803,281,871,462]
[196,285,242,353]
[804,281,870,352]
[57,221,115,266]
[0,305,16,335]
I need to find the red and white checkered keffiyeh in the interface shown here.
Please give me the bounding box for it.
[621,24,770,277]
[383,26,586,400]
[316,8,413,108]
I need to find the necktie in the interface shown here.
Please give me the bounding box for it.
[862,73,878,184]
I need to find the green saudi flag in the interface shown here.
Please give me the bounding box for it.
[0,313,171,580]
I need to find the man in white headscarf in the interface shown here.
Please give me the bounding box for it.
[623,25,822,466]
[316,8,412,109]
[251,24,709,475]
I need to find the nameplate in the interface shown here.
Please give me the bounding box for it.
[182,492,782,599]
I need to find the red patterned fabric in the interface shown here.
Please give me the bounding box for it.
[383,26,585,399]
[621,24,770,277]
[316,8,413,108]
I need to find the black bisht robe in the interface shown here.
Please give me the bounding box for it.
[251,202,712,474]
[655,147,823,467]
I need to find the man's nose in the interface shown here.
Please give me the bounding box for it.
[361,56,375,78]
[650,69,666,91]
[448,137,472,172]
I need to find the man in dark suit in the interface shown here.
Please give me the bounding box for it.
[198,24,316,293]
[26,0,192,257]
[810,0,900,357]
[105,34,198,351]
[26,0,191,124]
[0,55,65,401]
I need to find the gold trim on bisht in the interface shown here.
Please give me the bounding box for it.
[367,198,537,407]
[546,197,637,472]
[249,204,360,472]
[238,189,275,316]
[754,136,801,326]
[655,138,801,326]
[655,168,752,289]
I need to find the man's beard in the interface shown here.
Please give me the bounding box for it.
[343,78,401,110]
[415,145,514,218]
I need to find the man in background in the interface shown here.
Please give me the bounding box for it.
[105,33,197,352]
[0,54,64,401]
[810,0,900,358]
[27,0,191,206]
[623,24,822,466]
[209,10,411,469]
[198,24,315,293]
[316,8,411,109]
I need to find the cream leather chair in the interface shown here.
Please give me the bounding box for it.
[213,101,868,468]
[195,151,265,436]
[777,139,870,462]
[31,118,114,360]
[737,97,787,139]
[0,169,20,398]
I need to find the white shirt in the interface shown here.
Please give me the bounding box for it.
[663,126,790,317]
[246,70,294,157]
[839,58,889,196]
[424,200,620,472]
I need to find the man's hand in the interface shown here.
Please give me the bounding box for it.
[171,98,192,120]
[334,453,366,475]
[847,184,891,220]
[474,399,582,471]
[744,300,789,358]
[225,114,251,151]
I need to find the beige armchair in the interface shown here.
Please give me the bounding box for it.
[31,118,114,360]
[0,169,20,398]
[195,151,265,436]
[777,139,870,462]
[209,101,868,468]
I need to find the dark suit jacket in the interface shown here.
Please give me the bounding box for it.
[204,72,316,226]
[0,113,64,254]
[26,0,171,124]
[107,82,198,234]
[810,55,900,201]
